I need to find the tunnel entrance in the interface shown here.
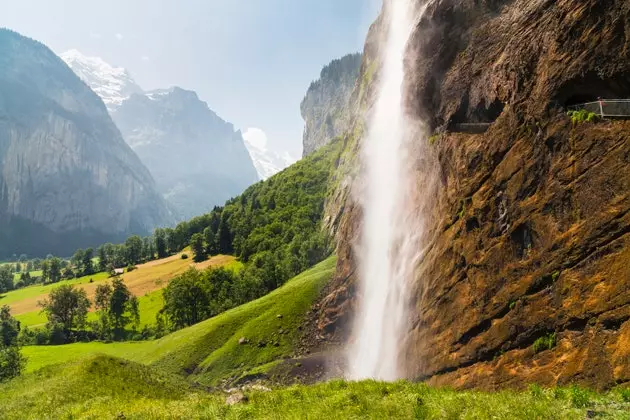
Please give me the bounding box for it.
[448,97,505,133]
[565,94,598,108]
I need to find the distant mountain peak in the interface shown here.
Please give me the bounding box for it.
[243,128,296,180]
[60,49,143,111]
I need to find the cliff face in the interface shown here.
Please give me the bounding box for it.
[0,29,172,257]
[301,53,362,157]
[112,88,258,220]
[61,51,259,221]
[317,0,630,390]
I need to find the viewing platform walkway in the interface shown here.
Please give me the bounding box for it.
[568,99,630,118]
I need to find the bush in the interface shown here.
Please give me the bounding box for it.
[532,333,556,354]
[567,109,600,125]
[126,264,137,272]
[181,253,189,260]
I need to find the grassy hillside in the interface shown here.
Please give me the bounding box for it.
[22,257,337,384]
[1,354,628,419]
[1,252,238,327]
[4,257,630,418]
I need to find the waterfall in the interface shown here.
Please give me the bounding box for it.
[347,0,430,381]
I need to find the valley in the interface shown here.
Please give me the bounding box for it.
[2,252,237,327]
[0,0,628,418]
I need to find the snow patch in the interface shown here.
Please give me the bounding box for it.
[243,128,296,180]
[60,49,143,112]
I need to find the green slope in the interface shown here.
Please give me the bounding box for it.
[22,256,337,385]
[2,355,628,419]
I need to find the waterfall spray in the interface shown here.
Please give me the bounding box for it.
[347,0,430,381]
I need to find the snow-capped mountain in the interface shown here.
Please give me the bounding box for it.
[61,50,259,220]
[242,128,296,180]
[60,49,142,112]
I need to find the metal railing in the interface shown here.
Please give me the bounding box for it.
[568,99,630,118]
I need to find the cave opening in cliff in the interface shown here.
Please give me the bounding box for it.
[449,97,505,133]
[558,71,630,108]
[564,94,598,107]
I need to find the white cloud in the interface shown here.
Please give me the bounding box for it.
[141,55,150,61]
[243,127,268,150]
[89,32,102,39]
[115,33,124,41]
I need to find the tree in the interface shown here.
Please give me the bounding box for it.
[44,258,62,284]
[143,237,153,261]
[204,227,218,256]
[40,260,49,283]
[0,266,13,293]
[109,278,139,337]
[72,248,85,274]
[82,248,95,276]
[97,246,109,272]
[92,279,138,339]
[217,211,233,254]
[0,306,24,381]
[19,272,32,287]
[161,269,210,329]
[190,233,207,263]
[14,263,21,273]
[155,229,168,259]
[61,267,75,280]
[39,285,90,331]
[125,235,143,265]
[93,283,113,339]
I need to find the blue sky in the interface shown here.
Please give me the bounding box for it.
[1,0,380,157]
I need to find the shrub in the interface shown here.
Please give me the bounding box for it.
[532,333,556,354]
[567,109,600,125]
[181,253,189,260]
[126,264,137,272]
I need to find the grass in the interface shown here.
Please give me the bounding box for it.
[12,270,42,281]
[3,253,237,327]
[1,355,629,419]
[1,272,110,310]
[4,256,630,418]
[21,256,337,385]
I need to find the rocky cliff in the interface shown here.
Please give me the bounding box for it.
[61,51,259,220]
[0,29,173,257]
[111,88,258,220]
[315,0,630,390]
[301,53,362,157]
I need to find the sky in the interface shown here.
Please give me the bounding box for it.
[0,0,381,158]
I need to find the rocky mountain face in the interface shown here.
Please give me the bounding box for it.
[300,53,362,157]
[60,50,143,113]
[112,88,258,220]
[62,52,259,220]
[0,29,173,257]
[315,0,630,390]
[243,129,296,180]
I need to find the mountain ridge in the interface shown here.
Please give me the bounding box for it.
[61,50,261,220]
[0,29,173,257]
